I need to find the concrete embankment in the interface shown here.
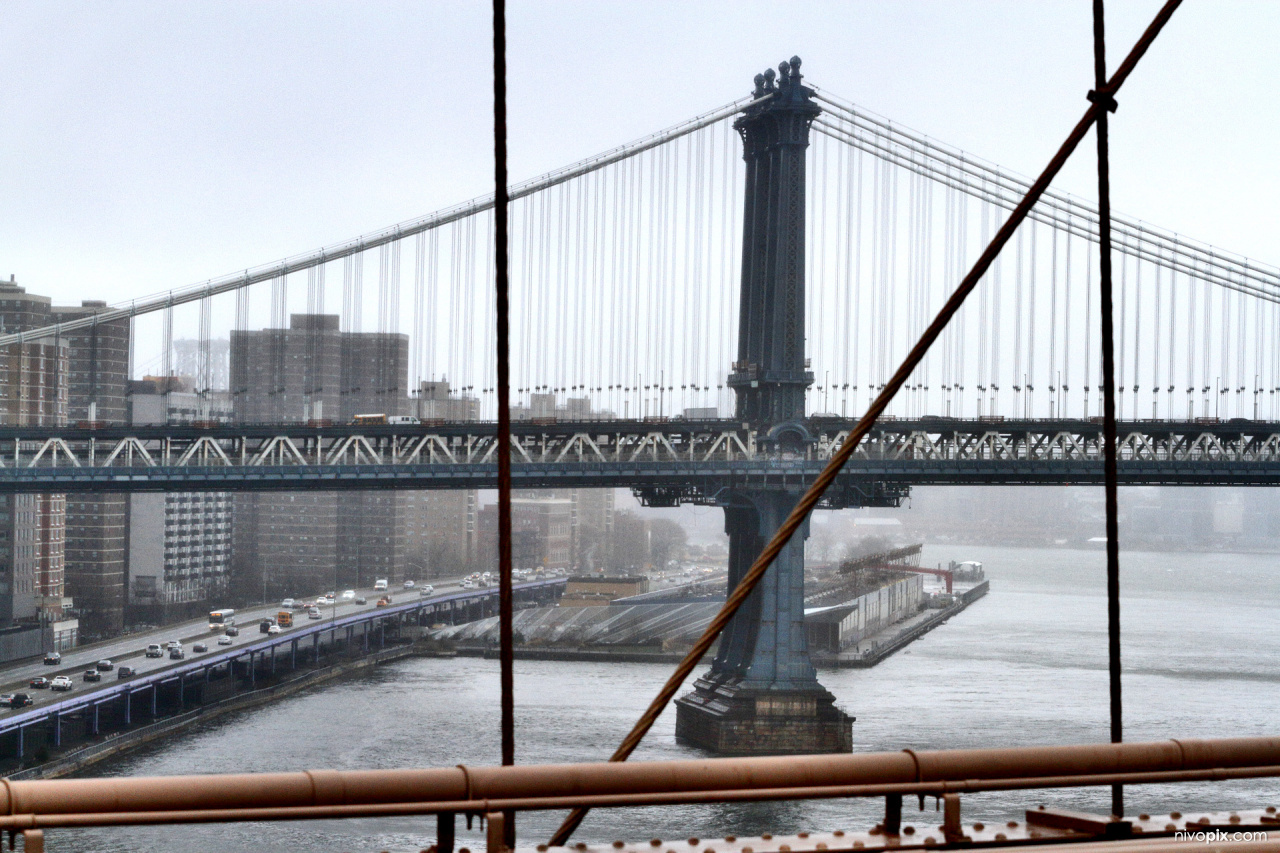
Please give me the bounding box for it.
[815,580,990,669]
[457,646,716,664]
[6,644,418,781]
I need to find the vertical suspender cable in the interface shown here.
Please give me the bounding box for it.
[1050,228,1059,417]
[955,173,967,417]
[1202,274,1210,415]
[1064,220,1073,418]
[991,206,1002,413]
[1186,262,1197,417]
[1167,258,1176,418]
[1026,220,1036,415]
[1092,0,1125,820]
[1153,254,1162,419]
[853,145,864,412]
[1014,228,1024,412]
[1252,263,1261,418]
[977,197,990,415]
[1219,269,1228,414]
[1085,236,1094,417]
[492,0,516,846]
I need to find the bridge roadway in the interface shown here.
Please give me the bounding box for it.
[1,417,1280,494]
[0,577,566,752]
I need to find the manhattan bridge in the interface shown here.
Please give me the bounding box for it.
[1,64,1277,495]
[2,55,1278,752]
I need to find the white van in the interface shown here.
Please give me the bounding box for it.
[373,579,388,592]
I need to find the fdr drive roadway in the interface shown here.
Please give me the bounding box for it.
[0,418,1279,497]
[0,577,565,763]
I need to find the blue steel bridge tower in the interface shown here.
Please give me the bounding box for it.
[672,57,855,754]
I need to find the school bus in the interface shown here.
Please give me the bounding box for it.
[276,610,294,628]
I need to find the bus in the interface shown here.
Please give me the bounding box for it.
[209,609,236,631]
[276,610,294,628]
[351,414,421,426]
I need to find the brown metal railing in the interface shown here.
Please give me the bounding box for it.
[1,736,1278,832]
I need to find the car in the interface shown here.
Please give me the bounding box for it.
[29,677,50,689]
[4,693,32,708]
[267,624,281,635]
[402,579,415,589]
[355,596,367,605]
[341,589,356,601]
[259,618,274,633]
[325,590,335,599]
[117,666,136,679]
[225,626,240,636]
[376,596,392,607]
[281,598,296,609]
[307,607,322,619]
[145,644,163,658]
[192,643,208,653]
[318,596,335,607]
[419,585,435,597]
[166,640,181,650]
[51,676,73,691]
[96,659,114,671]
[83,669,101,682]
[217,635,234,646]
[43,652,61,665]
[373,579,388,592]
[169,647,186,660]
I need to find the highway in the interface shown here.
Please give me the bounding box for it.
[0,574,487,713]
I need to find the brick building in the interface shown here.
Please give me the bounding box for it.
[229,314,412,596]
[0,277,73,644]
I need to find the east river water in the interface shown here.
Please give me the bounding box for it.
[56,545,1280,852]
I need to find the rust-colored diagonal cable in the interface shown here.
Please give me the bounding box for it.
[549,3,1181,845]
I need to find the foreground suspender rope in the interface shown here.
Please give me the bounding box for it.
[549,0,1183,844]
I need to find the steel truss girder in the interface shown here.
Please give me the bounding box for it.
[1,418,1280,491]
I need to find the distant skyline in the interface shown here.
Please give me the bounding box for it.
[2,2,1275,308]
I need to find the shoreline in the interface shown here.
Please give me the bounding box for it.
[9,583,988,780]
[6,644,418,782]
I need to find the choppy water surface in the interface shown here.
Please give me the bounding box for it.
[61,546,1280,851]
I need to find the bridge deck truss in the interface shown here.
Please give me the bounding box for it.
[0,419,1279,493]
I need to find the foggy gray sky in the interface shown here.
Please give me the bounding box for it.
[1,2,1276,306]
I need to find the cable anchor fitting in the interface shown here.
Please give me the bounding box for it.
[1087,88,1118,113]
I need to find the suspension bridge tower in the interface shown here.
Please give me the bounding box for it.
[674,57,854,754]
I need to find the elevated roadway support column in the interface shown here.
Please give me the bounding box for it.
[676,490,852,754]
